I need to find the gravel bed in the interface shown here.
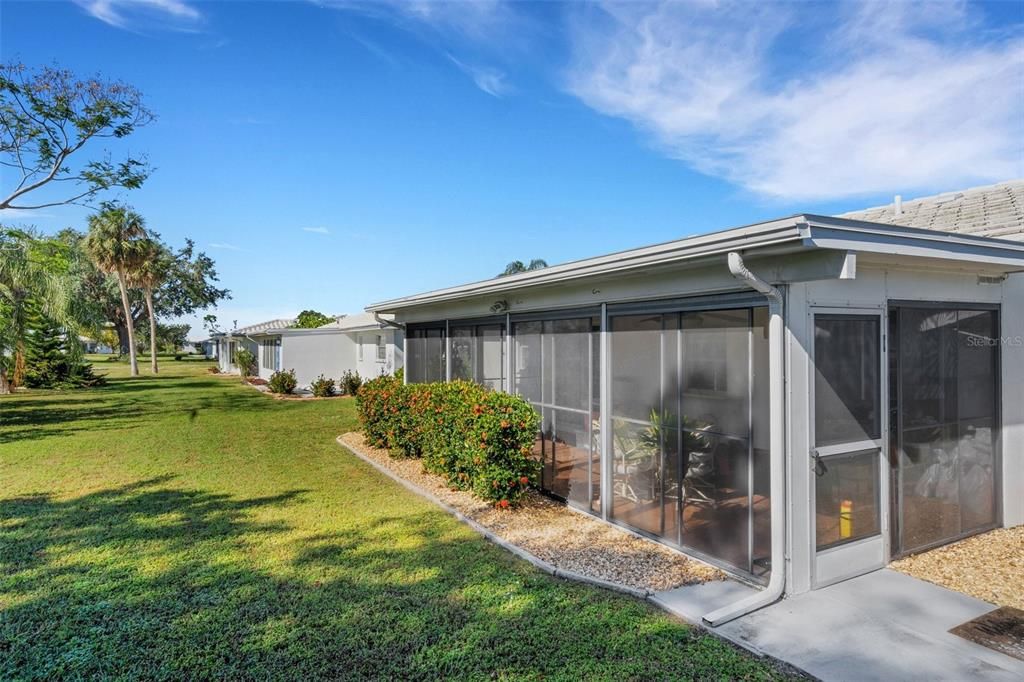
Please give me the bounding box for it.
[339,432,724,592]
[890,525,1024,609]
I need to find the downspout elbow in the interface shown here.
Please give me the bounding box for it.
[374,313,405,330]
[727,252,782,303]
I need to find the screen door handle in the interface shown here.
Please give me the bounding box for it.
[812,451,828,477]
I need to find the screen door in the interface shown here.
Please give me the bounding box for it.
[811,310,887,587]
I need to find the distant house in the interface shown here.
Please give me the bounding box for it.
[79,336,114,354]
[365,180,1023,621]
[213,318,295,375]
[216,313,404,388]
[196,339,218,359]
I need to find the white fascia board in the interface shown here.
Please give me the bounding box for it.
[368,214,1024,314]
[366,217,805,312]
[802,216,1024,271]
[267,327,350,337]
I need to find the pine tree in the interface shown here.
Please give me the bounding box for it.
[23,302,105,389]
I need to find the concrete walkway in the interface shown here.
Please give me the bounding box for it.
[653,569,1024,681]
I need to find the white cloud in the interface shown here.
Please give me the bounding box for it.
[567,1,1024,200]
[0,208,57,221]
[315,0,508,40]
[447,54,511,97]
[74,0,202,31]
[302,226,330,234]
[208,242,241,251]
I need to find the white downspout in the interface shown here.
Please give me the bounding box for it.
[704,252,787,627]
[373,313,405,331]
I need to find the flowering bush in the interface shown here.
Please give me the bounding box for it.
[310,374,336,397]
[356,376,539,506]
[268,369,297,394]
[340,369,362,396]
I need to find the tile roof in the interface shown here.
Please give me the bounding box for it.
[840,180,1024,242]
[320,312,392,331]
[234,318,296,335]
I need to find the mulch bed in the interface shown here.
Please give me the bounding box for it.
[891,525,1024,610]
[338,432,724,592]
[239,378,354,400]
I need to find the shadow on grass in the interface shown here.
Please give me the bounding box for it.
[0,380,267,446]
[0,477,788,681]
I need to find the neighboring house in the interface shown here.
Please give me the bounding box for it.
[365,180,1023,617]
[328,312,405,380]
[196,338,218,359]
[79,336,114,354]
[246,313,404,388]
[213,318,295,374]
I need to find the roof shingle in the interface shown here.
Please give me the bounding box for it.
[840,180,1024,242]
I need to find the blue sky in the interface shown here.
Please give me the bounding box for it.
[2,1,1022,336]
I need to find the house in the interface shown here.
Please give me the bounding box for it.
[327,312,405,380]
[365,180,1023,623]
[244,313,404,388]
[196,338,218,359]
[213,318,295,374]
[79,336,114,354]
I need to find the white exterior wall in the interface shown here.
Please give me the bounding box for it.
[280,332,352,389]
[786,264,1019,594]
[244,329,405,390]
[351,329,403,380]
[1003,272,1024,528]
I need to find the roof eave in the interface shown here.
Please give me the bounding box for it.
[366,216,807,313]
[366,214,1024,314]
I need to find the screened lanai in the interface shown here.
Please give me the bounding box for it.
[371,210,1024,600]
[403,294,773,579]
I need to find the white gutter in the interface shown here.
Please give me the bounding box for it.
[704,253,787,627]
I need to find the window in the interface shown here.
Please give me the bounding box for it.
[814,315,880,446]
[260,338,280,370]
[448,322,505,390]
[608,306,770,577]
[406,326,446,383]
[376,334,386,362]
[513,316,601,513]
[892,306,999,555]
[357,335,363,361]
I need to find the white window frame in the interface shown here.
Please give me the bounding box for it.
[357,334,363,361]
[376,334,386,362]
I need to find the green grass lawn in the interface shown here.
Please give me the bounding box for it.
[1,359,792,680]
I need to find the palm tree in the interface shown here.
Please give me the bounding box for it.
[127,237,171,374]
[499,258,548,277]
[0,228,78,393]
[83,204,149,377]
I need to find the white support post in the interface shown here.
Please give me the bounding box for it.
[600,303,612,521]
[505,312,512,393]
[444,320,451,382]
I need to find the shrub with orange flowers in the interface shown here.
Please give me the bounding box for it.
[355,375,540,506]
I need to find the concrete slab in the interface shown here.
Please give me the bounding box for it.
[651,580,760,625]
[654,569,1024,681]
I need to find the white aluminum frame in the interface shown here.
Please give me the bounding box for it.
[807,304,890,588]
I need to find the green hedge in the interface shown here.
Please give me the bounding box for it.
[356,375,540,507]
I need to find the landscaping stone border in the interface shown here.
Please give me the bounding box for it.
[336,434,651,599]
[335,433,811,679]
